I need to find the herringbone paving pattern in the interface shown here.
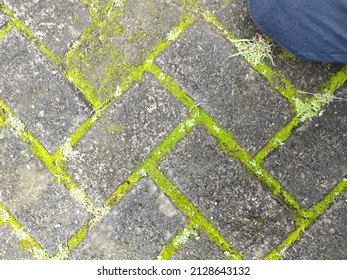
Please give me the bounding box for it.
[0,0,346,260]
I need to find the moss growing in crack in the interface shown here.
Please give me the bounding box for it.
[294,92,333,122]
[6,114,25,136]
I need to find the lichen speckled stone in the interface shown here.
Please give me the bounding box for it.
[71,178,186,259]
[0,29,91,153]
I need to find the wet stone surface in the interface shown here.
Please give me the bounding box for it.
[156,22,291,155]
[159,126,295,259]
[264,85,347,209]
[0,127,89,256]
[285,193,347,260]
[171,230,228,260]
[67,74,187,206]
[4,0,92,56]
[71,178,186,259]
[0,29,91,153]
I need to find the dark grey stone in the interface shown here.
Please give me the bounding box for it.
[263,85,347,209]
[159,126,295,259]
[67,74,188,205]
[200,0,343,93]
[156,22,291,155]
[171,230,228,260]
[4,0,91,56]
[0,29,91,153]
[0,225,33,259]
[0,127,89,256]
[285,193,347,260]
[71,178,186,259]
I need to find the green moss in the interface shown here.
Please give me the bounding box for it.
[0,20,14,40]
[156,221,199,260]
[147,167,243,260]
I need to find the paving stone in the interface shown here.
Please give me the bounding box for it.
[71,178,186,259]
[0,225,33,259]
[0,29,91,153]
[4,0,91,56]
[263,85,347,209]
[156,22,291,155]
[67,74,188,205]
[0,127,89,256]
[171,230,228,260]
[285,193,347,260]
[65,0,184,101]
[159,126,295,259]
[200,0,343,93]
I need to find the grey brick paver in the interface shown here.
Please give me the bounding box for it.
[0,0,346,261]
[67,74,188,206]
[71,178,186,259]
[0,29,91,153]
[159,126,295,259]
[0,127,89,255]
[285,193,347,259]
[4,0,91,56]
[264,85,347,209]
[156,22,291,155]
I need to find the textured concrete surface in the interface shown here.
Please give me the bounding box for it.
[0,0,347,260]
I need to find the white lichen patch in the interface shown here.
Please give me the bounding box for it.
[7,114,25,136]
[166,27,183,42]
[173,228,198,247]
[60,138,74,160]
[113,0,126,8]
[0,207,10,223]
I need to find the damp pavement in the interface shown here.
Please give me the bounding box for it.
[0,0,347,260]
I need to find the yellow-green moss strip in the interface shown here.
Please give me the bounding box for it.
[255,117,299,162]
[0,3,62,66]
[0,99,99,215]
[0,203,49,259]
[0,19,14,39]
[265,179,347,259]
[0,108,5,127]
[149,64,197,109]
[199,110,303,217]
[52,220,90,259]
[105,167,146,208]
[156,220,198,260]
[147,167,243,260]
